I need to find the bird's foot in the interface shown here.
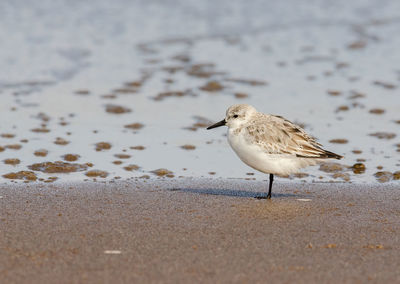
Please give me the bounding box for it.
[254,195,271,200]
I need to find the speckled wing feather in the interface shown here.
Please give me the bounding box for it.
[243,114,341,159]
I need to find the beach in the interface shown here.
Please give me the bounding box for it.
[1,179,399,283]
[1,1,400,282]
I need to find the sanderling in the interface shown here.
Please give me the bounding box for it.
[207,104,343,199]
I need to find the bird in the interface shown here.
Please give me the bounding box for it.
[206,104,343,199]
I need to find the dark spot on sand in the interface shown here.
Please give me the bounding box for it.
[369,108,385,114]
[5,144,22,150]
[28,161,88,173]
[327,90,341,96]
[153,90,193,101]
[31,127,51,133]
[319,162,347,173]
[114,154,131,159]
[186,63,223,78]
[85,170,108,178]
[151,168,173,177]
[369,132,396,140]
[3,158,20,165]
[374,171,393,183]
[3,171,37,181]
[34,149,48,157]
[101,94,117,99]
[347,40,366,49]
[234,93,249,99]
[336,105,349,112]
[75,89,90,95]
[225,78,267,86]
[105,104,132,114]
[113,88,137,94]
[54,137,69,145]
[373,81,396,90]
[162,66,184,74]
[332,172,350,182]
[199,81,224,92]
[1,133,15,138]
[95,142,112,151]
[35,112,51,122]
[123,164,140,171]
[124,123,144,130]
[43,177,58,183]
[130,145,145,150]
[63,154,80,162]
[329,139,348,144]
[172,54,191,63]
[125,81,142,88]
[348,91,366,99]
[181,144,196,150]
[352,163,366,174]
[292,173,309,178]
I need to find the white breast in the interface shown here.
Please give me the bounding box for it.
[227,128,318,175]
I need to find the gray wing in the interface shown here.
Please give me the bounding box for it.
[244,115,342,159]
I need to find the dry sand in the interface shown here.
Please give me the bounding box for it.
[0,179,399,283]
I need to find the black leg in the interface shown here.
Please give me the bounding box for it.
[267,174,274,199]
[255,174,274,200]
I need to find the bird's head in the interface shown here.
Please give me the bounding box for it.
[207,104,257,130]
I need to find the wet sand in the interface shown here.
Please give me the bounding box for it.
[1,179,399,283]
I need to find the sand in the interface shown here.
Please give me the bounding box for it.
[0,179,399,283]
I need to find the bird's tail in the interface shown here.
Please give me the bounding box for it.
[322,150,343,160]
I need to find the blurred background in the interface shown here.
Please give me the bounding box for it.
[0,0,399,183]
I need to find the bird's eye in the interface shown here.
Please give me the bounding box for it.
[233,115,239,118]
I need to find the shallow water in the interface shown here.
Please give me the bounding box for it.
[0,0,399,184]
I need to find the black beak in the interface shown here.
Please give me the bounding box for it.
[206,119,226,130]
